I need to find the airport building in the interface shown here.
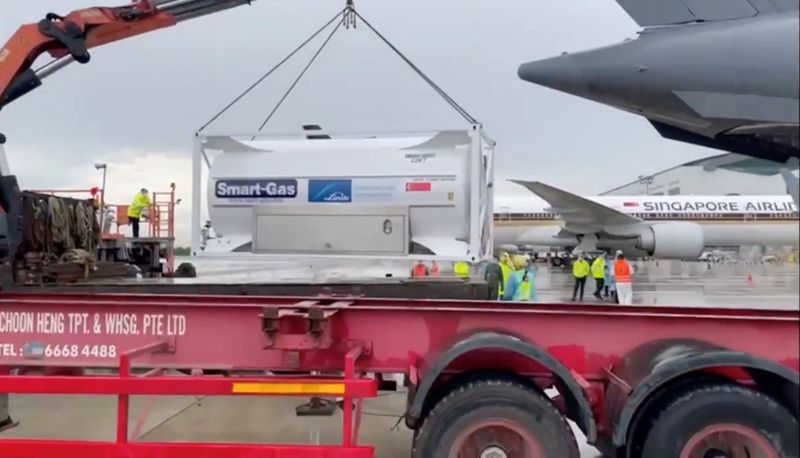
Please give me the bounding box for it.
[603,153,797,196]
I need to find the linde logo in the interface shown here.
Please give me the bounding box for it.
[308,179,352,203]
[215,179,297,199]
[642,201,796,212]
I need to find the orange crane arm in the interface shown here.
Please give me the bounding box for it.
[0,0,252,109]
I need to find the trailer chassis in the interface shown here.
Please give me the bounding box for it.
[0,292,797,457]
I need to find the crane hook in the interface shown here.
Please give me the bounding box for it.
[344,0,357,29]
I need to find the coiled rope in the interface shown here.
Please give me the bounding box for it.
[23,195,96,257]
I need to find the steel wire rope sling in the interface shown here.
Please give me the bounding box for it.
[48,196,74,252]
[74,200,95,251]
[196,1,479,136]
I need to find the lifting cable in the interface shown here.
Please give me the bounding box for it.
[197,3,479,134]
[350,9,478,126]
[196,8,346,133]
[252,11,344,138]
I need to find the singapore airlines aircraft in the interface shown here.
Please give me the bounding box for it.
[494,181,798,259]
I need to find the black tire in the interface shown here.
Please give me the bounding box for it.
[640,383,799,458]
[174,262,197,278]
[412,378,579,458]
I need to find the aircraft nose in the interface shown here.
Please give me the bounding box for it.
[517,53,588,95]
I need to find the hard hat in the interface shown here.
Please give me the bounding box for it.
[616,250,624,256]
[512,255,527,269]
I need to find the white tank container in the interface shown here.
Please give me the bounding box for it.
[201,130,491,257]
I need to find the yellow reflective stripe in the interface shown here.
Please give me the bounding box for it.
[232,382,346,395]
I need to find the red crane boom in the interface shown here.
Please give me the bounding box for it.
[0,0,252,109]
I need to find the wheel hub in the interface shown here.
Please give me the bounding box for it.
[703,449,728,458]
[681,424,779,458]
[449,417,546,458]
[480,446,508,458]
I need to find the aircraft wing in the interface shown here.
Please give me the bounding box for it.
[510,180,642,228]
[615,0,797,27]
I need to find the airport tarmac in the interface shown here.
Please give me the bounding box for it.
[534,259,799,309]
[2,261,797,456]
[173,257,800,309]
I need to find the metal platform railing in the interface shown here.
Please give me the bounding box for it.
[0,341,377,458]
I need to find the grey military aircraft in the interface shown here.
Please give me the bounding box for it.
[518,0,799,164]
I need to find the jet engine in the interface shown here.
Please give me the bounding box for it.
[635,222,704,259]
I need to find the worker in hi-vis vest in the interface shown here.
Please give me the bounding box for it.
[454,261,470,278]
[503,255,535,301]
[498,252,512,297]
[591,254,606,300]
[604,259,617,302]
[127,188,150,238]
[571,254,590,301]
[483,258,504,299]
[614,250,634,305]
[411,260,430,277]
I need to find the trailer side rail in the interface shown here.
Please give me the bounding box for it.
[0,338,377,458]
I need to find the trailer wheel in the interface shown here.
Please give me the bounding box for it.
[412,378,578,458]
[640,383,798,458]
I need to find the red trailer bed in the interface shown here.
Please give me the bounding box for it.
[1,292,798,458]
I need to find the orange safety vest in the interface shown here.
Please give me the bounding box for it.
[614,260,632,283]
[431,263,440,276]
[412,264,429,277]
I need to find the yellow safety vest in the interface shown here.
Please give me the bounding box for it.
[513,269,533,301]
[518,281,531,301]
[127,192,151,218]
[572,260,590,278]
[454,262,470,277]
[498,263,510,297]
[591,258,605,279]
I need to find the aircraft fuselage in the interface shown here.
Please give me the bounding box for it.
[518,12,800,162]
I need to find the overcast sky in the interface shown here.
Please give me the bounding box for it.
[1,0,718,243]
